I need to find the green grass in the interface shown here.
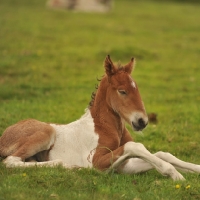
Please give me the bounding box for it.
[0,0,200,199]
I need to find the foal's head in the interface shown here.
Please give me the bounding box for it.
[104,55,148,131]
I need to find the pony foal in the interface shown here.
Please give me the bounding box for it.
[0,55,200,180]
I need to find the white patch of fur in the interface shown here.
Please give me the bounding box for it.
[129,111,148,127]
[131,81,136,88]
[4,156,64,168]
[119,158,153,174]
[49,109,99,168]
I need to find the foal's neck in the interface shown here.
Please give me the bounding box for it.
[89,77,125,135]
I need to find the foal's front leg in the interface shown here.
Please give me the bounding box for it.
[116,151,200,177]
[154,151,200,173]
[111,142,185,180]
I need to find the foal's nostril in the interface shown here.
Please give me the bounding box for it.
[138,118,146,128]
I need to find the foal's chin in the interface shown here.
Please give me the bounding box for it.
[131,123,144,132]
[131,118,148,131]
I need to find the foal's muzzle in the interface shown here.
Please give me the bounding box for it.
[132,118,148,131]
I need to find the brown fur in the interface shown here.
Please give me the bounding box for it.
[0,119,56,161]
[90,56,146,170]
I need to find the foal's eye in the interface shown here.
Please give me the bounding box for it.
[118,90,127,95]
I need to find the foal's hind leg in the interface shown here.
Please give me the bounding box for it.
[11,130,55,160]
[4,129,62,167]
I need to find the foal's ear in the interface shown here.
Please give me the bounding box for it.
[104,55,116,76]
[124,57,135,74]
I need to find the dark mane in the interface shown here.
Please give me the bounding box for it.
[88,77,101,108]
[89,91,96,108]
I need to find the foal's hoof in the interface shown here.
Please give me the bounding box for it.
[3,156,22,168]
[172,172,185,181]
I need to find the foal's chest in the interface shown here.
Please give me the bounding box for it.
[48,111,99,167]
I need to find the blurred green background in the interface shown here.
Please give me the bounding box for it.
[0,0,200,199]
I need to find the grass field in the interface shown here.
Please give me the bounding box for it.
[0,0,200,199]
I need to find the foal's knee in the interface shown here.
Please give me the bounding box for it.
[124,142,146,157]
